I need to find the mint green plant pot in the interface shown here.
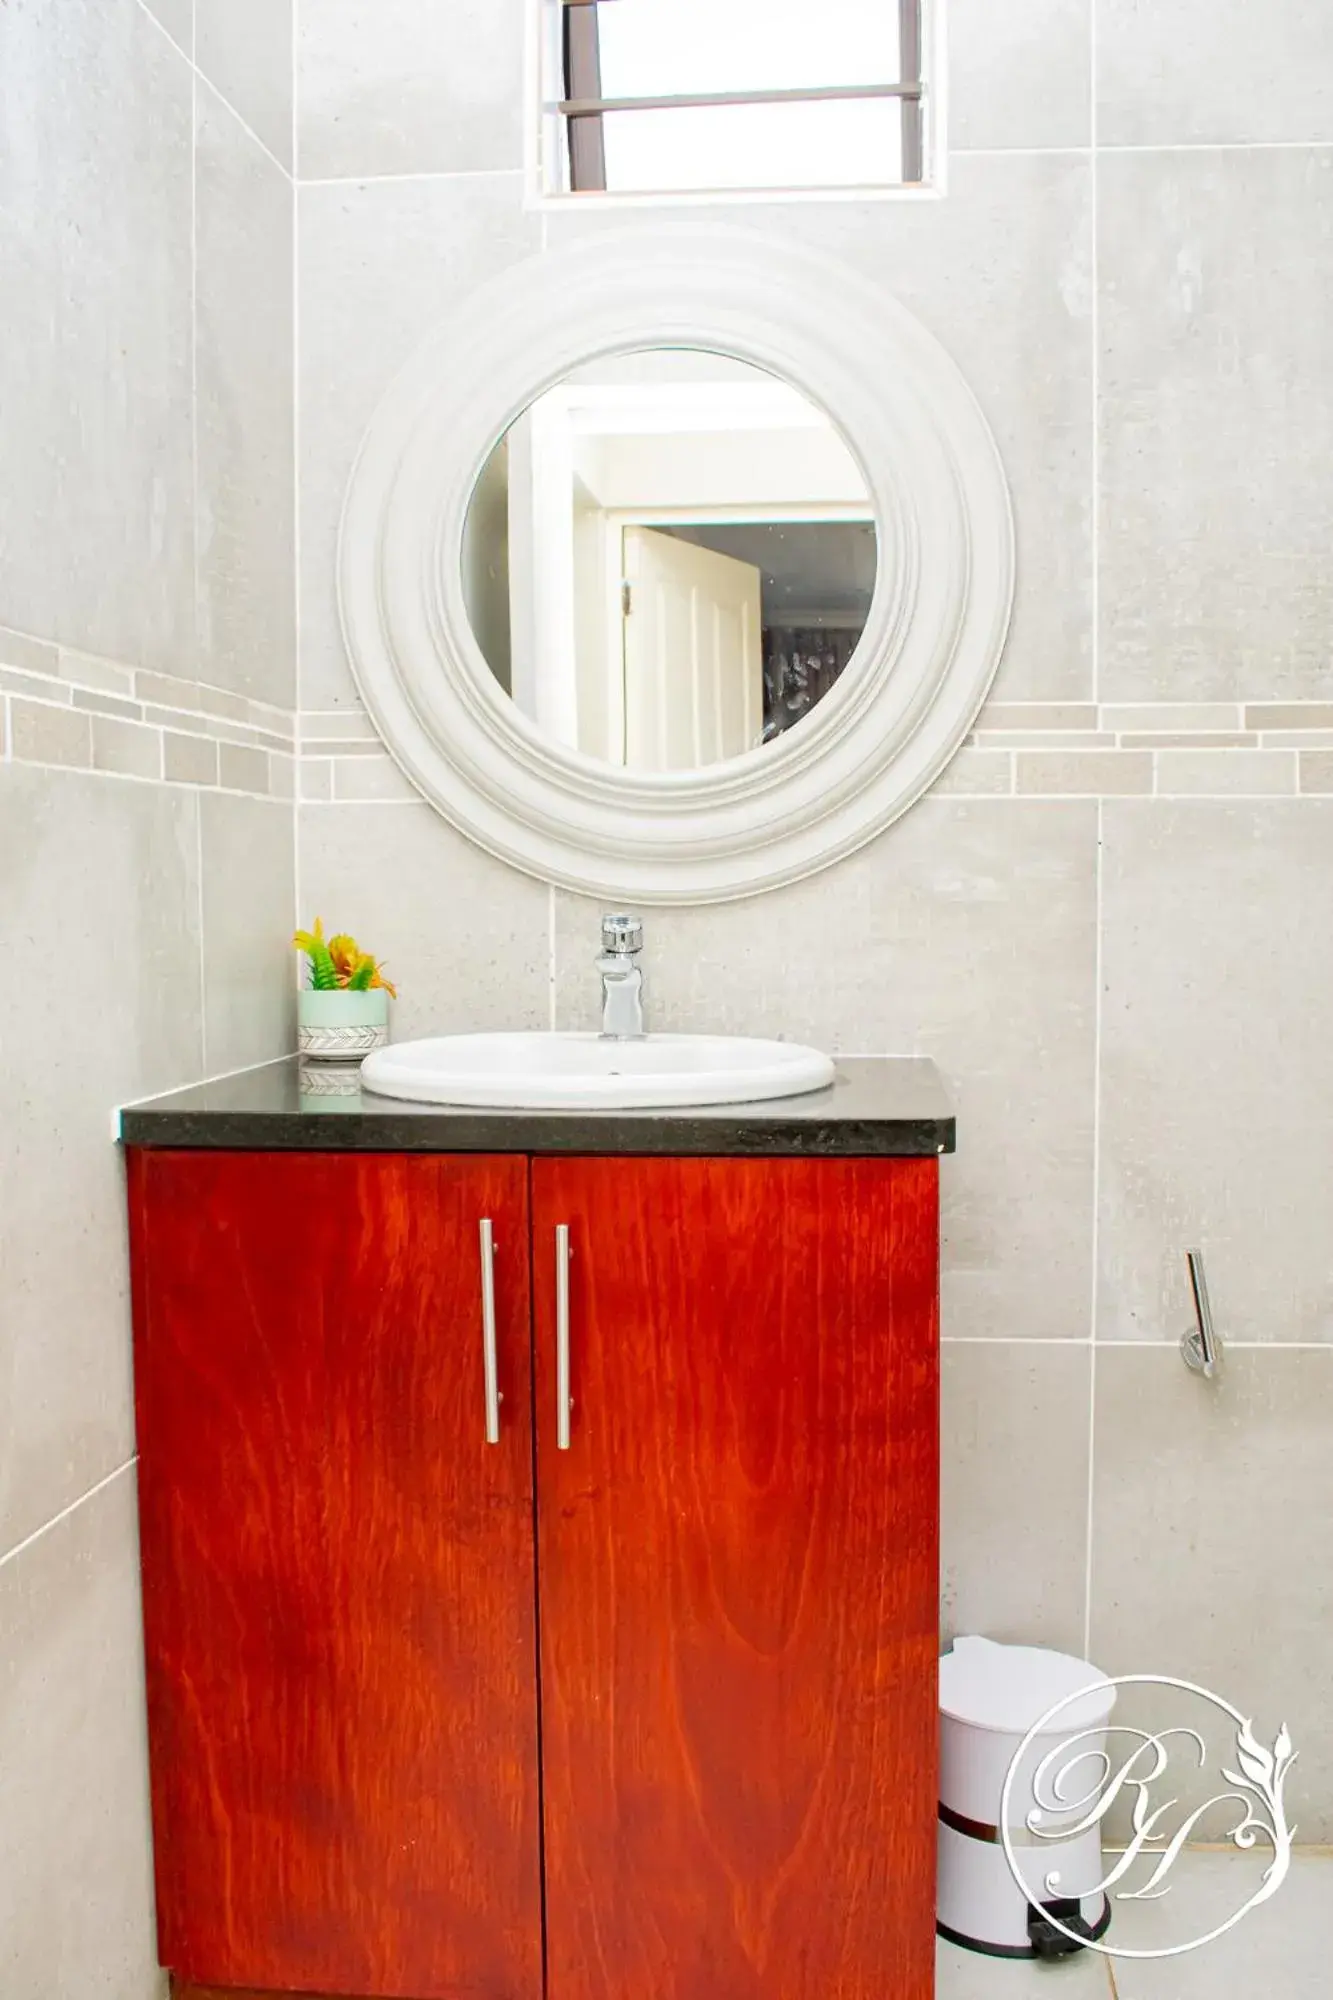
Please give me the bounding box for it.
[297,987,390,1062]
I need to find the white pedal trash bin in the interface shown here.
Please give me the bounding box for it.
[938,1636,1117,1961]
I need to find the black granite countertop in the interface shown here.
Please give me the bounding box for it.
[118,1055,955,1158]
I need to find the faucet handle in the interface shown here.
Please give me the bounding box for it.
[601,912,644,955]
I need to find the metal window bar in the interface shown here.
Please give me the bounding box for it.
[563,0,607,194]
[559,0,927,192]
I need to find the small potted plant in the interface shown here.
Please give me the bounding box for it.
[293,918,397,1061]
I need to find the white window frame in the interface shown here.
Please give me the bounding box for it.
[525,0,948,211]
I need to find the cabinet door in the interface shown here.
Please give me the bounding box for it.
[531,1157,939,2000]
[128,1150,542,2000]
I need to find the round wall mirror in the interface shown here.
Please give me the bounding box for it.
[460,349,878,774]
[339,227,1015,903]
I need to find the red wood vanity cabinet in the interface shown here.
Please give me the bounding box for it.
[127,1148,940,2000]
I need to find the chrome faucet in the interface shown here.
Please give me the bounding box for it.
[598,914,645,1040]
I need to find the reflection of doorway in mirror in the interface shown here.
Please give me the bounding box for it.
[643,518,876,748]
[464,350,877,772]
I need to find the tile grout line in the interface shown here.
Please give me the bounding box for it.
[291,0,300,181]
[131,0,294,184]
[940,1337,1333,1348]
[1104,1939,1121,1997]
[1080,7,1096,1664]
[1090,0,1100,712]
[1084,795,1104,1663]
[0,751,278,801]
[0,1458,137,1575]
[196,791,208,1075]
[298,164,532,191]
[190,46,200,716]
[288,136,1333,194]
[293,60,303,940]
[956,138,1333,158]
[547,883,558,1030]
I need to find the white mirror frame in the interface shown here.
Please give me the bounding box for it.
[339,227,1014,904]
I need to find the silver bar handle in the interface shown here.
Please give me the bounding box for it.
[555,1224,572,1451]
[479,1218,501,1444]
[1182,1247,1222,1380]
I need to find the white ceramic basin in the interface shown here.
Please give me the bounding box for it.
[360,1031,835,1111]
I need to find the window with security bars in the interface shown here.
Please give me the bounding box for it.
[545,0,935,198]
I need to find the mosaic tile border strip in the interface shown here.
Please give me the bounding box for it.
[0,624,295,799]
[301,701,1333,803]
[7,631,1333,806]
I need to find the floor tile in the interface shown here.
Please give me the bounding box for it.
[936,1933,1110,1995]
[1105,1849,1330,1997]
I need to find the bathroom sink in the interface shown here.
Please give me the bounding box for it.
[359,1032,836,1111]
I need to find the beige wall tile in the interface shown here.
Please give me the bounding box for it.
[1100,150,1333,702]
[298,0,524,181]
[75,689,142,723]
[0,626,58,676]
[1099,801,1333,1343]
[195,86,296,707]
[0,766,202,1551]
[136,670,200,712]
[198,684,257,724]
[949,0,1091,151]
[1300,752,1333,793]
[298,173,541,708]
[1245,703,1333,731]
[10,698,92,768]
[0,0,194,671]
[163,731,219,786]
[1119,733,1256,750]
[0,1472,162,1995]
[298,805,551,1041]
[941,1345,1090,1655]
[302,708,378,743]
[197,0,292,168]
[552,156,1095,705]
[58,648,138,698]
[92,716,163,780]
[1102,704,1244,734]
[1154,749,1296,796]
[1016,750,1152,794]
[1267,730,1333,750]
[987,732,1114,750]
[928,748,1014,796]
[976,703,1099,732]
[200,793,296,1073]
[331,752,418,802]
[300,758,333,801]
[1091,1349,1333,1841]
[555,800,1099,1342]
[218,742,270,793]
[1098,0,1333,146]
[0,666,67,700]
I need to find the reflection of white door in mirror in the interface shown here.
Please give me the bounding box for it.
[622,527,762,771]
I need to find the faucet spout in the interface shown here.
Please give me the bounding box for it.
[598,913,646,1040]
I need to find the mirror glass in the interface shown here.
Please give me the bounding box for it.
[461,349,877,772]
